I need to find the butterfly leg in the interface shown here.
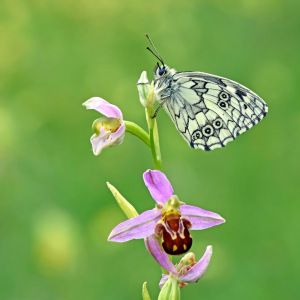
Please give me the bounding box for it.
[151,96,170,119]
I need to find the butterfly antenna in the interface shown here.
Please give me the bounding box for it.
[146,47,164,65]
[145,34,165,66]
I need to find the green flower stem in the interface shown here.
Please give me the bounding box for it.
[146,84,163,171]
[145,84,173,277]
[124,121,151,149]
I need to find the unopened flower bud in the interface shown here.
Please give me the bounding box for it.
[137,71,150,107]
[158,277,180,300]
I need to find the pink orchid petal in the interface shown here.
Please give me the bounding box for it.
[143,170,174,204]
[83,97,123,119]
[144,235,177,274]
[159,274,169,289]
[181,205,225,230]
[179,246,212,283]
[108,208,161,242]
[91,123,125,155]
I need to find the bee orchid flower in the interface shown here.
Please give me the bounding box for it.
[108,170,225,258]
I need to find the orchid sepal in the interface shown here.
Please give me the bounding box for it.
[181,205,226,230]
[108,208,161,242]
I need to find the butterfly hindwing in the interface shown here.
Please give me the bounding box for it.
[158,70,268,151]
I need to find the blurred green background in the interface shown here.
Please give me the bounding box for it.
[1,0,299,299]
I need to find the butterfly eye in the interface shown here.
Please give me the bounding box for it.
[213,118,223,129]
[159,68,166,76]
[219,92,229,100]
[202,125,214,137]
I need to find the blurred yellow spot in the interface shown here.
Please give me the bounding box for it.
[33,209,79,272]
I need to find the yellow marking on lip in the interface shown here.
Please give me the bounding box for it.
[162,222,177,240]
[179,232,186,239]
[173,245,178,252]
[183,244,187,250]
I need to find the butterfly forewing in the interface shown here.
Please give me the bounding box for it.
[155,68,268,151]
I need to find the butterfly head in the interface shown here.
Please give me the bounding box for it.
[154,64,172,79]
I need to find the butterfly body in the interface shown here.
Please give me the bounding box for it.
[153,64,268,151]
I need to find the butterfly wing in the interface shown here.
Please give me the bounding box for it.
[161,71,268,151]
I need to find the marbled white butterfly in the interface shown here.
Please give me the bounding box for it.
[146,34,268,151]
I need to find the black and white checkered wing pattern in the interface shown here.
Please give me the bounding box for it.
[162,72,268,151]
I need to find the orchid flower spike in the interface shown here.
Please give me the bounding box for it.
[108,170,225,259]
[83,97,125,155]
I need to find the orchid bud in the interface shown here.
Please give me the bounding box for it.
[158,276,180,300]
[137,71,150,107]
[146,82,155,109]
